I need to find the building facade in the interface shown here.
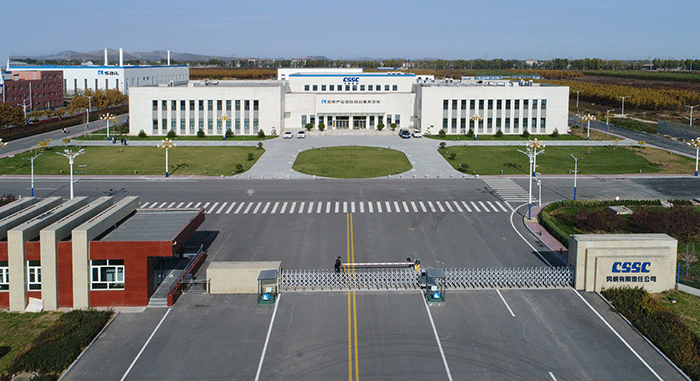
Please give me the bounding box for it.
[128,69,569,137]
[1,70,64,110]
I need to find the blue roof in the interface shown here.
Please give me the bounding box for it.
[8,64,187,70]
[289,73,416,77]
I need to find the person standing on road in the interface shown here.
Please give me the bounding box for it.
[335,256,343,273]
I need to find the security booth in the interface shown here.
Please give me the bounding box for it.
[258,269,279,304]
[421,268,446,303]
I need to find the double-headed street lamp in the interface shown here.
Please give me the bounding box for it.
[581,113,596,140]
[25,139,51,197]
[688,137,700,177]
[158,138,176,177]
[218,114,231,140]
[101,113,116,139]
[518,139,545,221]
[55,139,84,199]
[605,109,615,132]
[470,114,483,140]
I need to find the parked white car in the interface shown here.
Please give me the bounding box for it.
[297,130,306,138]
[283,131,293,139]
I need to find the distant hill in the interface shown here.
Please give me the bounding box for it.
[11,49,235,64]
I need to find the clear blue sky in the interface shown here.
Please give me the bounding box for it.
[3,0,698,64]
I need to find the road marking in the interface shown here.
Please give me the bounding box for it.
[120,308,171,381]
[376,202,382,213]
[385,201,391,213]
[252,202,262,214]
[326,202,331,214]
[478,201,489,212]
[261,202,271,214]
[202,202,210,211]
[158,202,167,208]
[243,202,254,214]
[207,202,219,214]
[411,201,418,213]
[444,201,454,212]
[167,202,176,208]
[234,203,245,214]
[572,289,663,380]
[470,201,480,212]
[421,293,453,381]
[487,201,499,212]
[193,202,201,208]
[419,201,427,213]
[496,289,515,317]
[346,213,359,381]
[359,202,364,213]
[394,201,401,213]
[461,201,472,212]
[452,201,463,212]
[335,202,340,214]
[308,202,314,213]
[225,202,236,214]
[289,202,297,214]
[149,203,158,209]
[254,294,281,381]
[427,201,436,213]
[216,202,228,214]
[298,202,305,213]
[549,372,557,381]
[436,201,445,212]
[280,202,288,214]
[316,202,322,214]
[402,201,409,212]
[343,202,347,214]
[368,202,373,213]
[141,202,150,208]
[351,202,356,214]
[270,202,279,214]
[176,202,184,208]
[495,201,508,212]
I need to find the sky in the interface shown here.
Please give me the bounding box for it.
[3,0,699,65]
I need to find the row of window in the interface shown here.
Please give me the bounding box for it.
[441,117,547,133]
[0,259,124,291]
[443,99,547,111]
[4,82,60,91]
[303,84,398,92]
[71,78,119,91]
[300,114,401,127]
[153,99,259,112]
[153,118,259,134]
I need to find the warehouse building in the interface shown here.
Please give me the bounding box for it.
[128,69,568,137]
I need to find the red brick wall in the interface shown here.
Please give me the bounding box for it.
[0,243,7,308]
[3,71,64,109]
[57,242,73,308]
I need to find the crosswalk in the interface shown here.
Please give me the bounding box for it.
[482,178,529,204]
[138,199,513,215]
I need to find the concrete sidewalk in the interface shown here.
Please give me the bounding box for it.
[524,203,569,265]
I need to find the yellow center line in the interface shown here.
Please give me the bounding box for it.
[347,213,359,381]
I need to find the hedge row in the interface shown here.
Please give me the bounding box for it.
[602,287,700,380]
[10,310,112,375]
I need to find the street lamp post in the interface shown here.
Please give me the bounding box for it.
[55,140,85,199]
[574,90,581,114]
[517,139,545,220]
[101,113,116,139]
[158,139,176,177]
[686,105,699,127]
[619,96,629,117]
[570,153,580,200]
[218,114,231,140]
[530,138,544,177]
[537,179,542,206]
[86,96,92,131]
[688,137,700,176]
[581,114,596,140]
[606,109,615,132]
[470,114,483,140]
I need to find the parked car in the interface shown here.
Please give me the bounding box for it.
[297,130,306,138]
[398,129,411,139]
[283,131,293,139]
[412,130,422,138]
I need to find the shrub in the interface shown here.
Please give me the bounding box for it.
[438,129,446,139]
[257,130,266,138]
[247,152,254,161]
[257,142,263,149]
[521,130,530,138]
[305,123,313,131]
[137,130,147,138]
[390,123,397,131]
[166,129,177,139]
[494,129,503,138]
[550,128,560,138]
[318,123,325,131]
[458,163,469,172]
[225,128,233,138]
[466,128,474,138]
[377,123,385,131]
[197,129,206,138]
[439,142,447,149]
[236,163,244,172]
[449,152,456,160]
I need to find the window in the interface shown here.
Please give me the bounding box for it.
[345,84,350,91]
[451,118,457,131]
[199,100,204,111]
[541,99,547,109]
[152,100,158,111]
[226,100,232,111]
[523,100,529,109]
[172,100,177,111]
[384,85,390,91]
[470,100,476,109]
[330,85,335,91]
[0,261,8,291]
[506,100,511,109]
[244,100,250,111]
[253,100,259,111]
[180,100,186,110]
[162,100,167,110]
[235,100,241,111]
[321,85,326,91]
[395,115,400,126]
[523,118,528,130]
[208,100,213,111]
[452,100,458,110]
[514,100,520,110]
[189,100,195,111]
[313,85,318,91]
[352,84,357,91]
[392,85,397,91]
[488,100,493,110]
[541,118,546,129]
[443,100,449,110]
[461,100,467,110]
[497,100,502,109]
[217,100,222,110]
[368,85,373,91]
[302,115,307,125]
[442,118,448,129]
[532,100,538,109]
[28,260,41,290]
[460,118,466,131]
[387,115,392,125]
[91,259,124,289]
[360,85,365,91]
[304,85,309,91]
[478,100,484,110]
[338,85,343,92]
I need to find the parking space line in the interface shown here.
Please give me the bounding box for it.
[411,201,418,213]
[158,202,167,208]
[470,201,480,212]
[325,202,331,213]
[419,201,427,212]
[335,202,340,213]
[202,202,210,211]
[289,202,297,214]
[243,202,254,214]
[194,202,202,208]
[176,202,184,208]
[496,289,515,317]
[351,202,356,214]
[549,372,557,380]
[452,201,463,212]
[140,202,150,208]
[461,201,472,212]
[270,202,279,214]
[216,202,228,214]
[343,202,347,214]
[254,294,281,381]
[421,293,453,381]
[280,202,288,214]
[308,202,315,213]
[185,202,193,208]
[234,202,245,214]
[206,202,218,214]
[225,202,236,214]
[120,308,171,381]
[359,202,365,213]
[148,203,157,209]
[427,201,436,212]
[252,202,262,214]
[444,202,454,213]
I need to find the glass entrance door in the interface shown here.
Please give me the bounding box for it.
[353,117,367,129]
[336,116,349,129]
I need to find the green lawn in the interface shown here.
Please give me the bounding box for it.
[438,146,694,175]
[661,290,700,338]
[0,312,61,376]
[293,146,412,178]
[0,146,264,176]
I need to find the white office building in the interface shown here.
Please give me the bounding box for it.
[128,69,569,137]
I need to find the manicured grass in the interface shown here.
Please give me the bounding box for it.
[438,146,694,175]
[0,312,61,377]
[0,146,264,176]
[660,290,700,339]
[425,133,583,141]
[293,146,412,178]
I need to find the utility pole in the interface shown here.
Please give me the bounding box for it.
[686,105,699,127]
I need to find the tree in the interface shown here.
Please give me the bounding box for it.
[318,123,325,131]
[0,103,25,127]
[377,123,385,131]
[305,123,313,131]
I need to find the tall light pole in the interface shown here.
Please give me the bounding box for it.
[158,138,176,177]
[574,90,581,114]
[688,137,700,176]
[470,114,483,140]
[101,113,116,139]
[537,179,542,206]
[86,96,92,131]
[606,109,615,132]
[570,153,580,200]
[218,114,231,140]
[619,96,629,118]
[55,139,85,199]
[530,138,544,177]
[518,139,545,220]
[22,99,30,122]
[24,139,51,197]
[581,113,596,140]
[686,105,699,127]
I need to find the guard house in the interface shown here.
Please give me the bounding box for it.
[0,196,204,311]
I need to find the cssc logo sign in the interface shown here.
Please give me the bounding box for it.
[343,77,359,83]
[612,262,651,273]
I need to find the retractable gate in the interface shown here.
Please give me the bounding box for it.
[279,267,572,291]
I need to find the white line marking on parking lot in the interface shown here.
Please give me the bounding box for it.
[470,201,480,212]
[368,202,374,213]
[158,202,167,208]
[385,201,392,213]
[402,201,409,212]
[572,290,663,380]
[496,289,515,317]
[325,202,331,213]
[376,202,382,213]
[120,308,171,381]
[254,295,281,381]
[360,202,365,213]
[167,202,176,208]
[444,201,453,212]
[226,202,236,214]
[141,202,150,208]
[419,201,427,213]
[194,202,202,208]
[411,201,418,213]
[394,201,401,213]
[261,202,270,214]
[298,202,305,213]
[176,202,184,208]
[308,202,314,213]
[478,201,489,212]
[549,372,557,381]
[421,293,453,381]
[427,201,436,213]
[202,202,210,211]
